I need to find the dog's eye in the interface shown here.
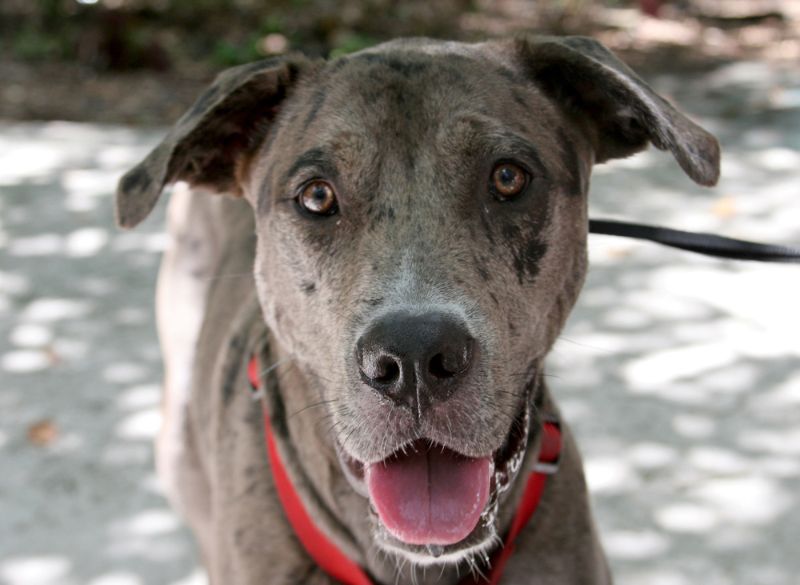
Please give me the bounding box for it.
[298,180,338,216]
[491,163,528,200]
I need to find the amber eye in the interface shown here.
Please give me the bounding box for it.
[298,180,338,216]
[491,163,528,200]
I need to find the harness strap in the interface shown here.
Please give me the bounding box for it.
[262,404,373,585]
[473,419,561,585]
[248,354,562,585]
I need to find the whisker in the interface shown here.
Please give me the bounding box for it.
[557,335,613,353]
[259,355,293,377]
[287,398,339,421]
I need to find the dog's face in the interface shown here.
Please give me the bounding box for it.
[250,43,591,561]
[116,36,719,567]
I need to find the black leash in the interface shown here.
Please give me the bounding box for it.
[589,219,800,263]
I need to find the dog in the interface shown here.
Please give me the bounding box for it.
[116,36,720,584]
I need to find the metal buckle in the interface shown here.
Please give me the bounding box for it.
[533,413,562,475]
[532,461,559,475]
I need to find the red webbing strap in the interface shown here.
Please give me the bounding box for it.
[477,420,562,585]
[249,354,562,585]
[247,357,261,393]
[263,411,374,585]
[250,355,373,585]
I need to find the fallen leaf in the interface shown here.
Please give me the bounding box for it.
[27,419,58,447]
[712,196,737,219]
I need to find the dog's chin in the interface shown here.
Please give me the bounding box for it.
[335,399,531,566]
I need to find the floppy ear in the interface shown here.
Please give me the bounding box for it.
[115,55,314,229]
[514,36,720,186]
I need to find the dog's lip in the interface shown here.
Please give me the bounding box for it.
[335,442,369,498]
[337,400,530,485]
[334,397,532,548]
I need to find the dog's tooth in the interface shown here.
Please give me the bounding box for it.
[426,544,444,558]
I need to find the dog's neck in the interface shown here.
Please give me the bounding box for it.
[263,336,551,585]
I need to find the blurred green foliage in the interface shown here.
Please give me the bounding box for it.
[4,0,657,73]
[0,0,486,73]
[328,33,380,59]
[12,27,63,62]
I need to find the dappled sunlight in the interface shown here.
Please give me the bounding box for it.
[627,442,678,470]
[65,227,110,257]
[620,569,691,585]
[20,298,92,322]
[0,121,198,584]
[693,476,791,525]
[751,146,800,171]
[63,169,123,213]
[655,503,718,533]
[103,363,150,385]
[10,323,55,347]
[585,457,643,494]
[550,61,800,585]
[0,556,71,585]
[0,141,69,185]
[671,414,716,439]
[1,349,51,373]
[112,509,182,538]
[116,408,162,441]
[1,59,798,585]
[738,428,800,456]
[757,376,800,409]
[116,384,160,410]
[625,343,738,390]
[170,569,208,585]
[8,233,64,256]
[603,530,671,561]
[87,572,144,585]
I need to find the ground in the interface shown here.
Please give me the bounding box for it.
[0,61,799,584]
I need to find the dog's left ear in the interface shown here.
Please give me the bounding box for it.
[115,55,315,229]
[512,36,720,186]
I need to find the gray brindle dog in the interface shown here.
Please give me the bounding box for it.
[116,36,719,584]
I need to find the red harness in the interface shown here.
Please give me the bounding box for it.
[248,355,561,585]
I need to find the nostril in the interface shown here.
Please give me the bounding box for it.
[428,338,473,380]
[359,348,402,386]
[373,356,401,384]
[428,353,455,379]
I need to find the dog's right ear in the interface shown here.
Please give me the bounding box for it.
[115,56,314,229]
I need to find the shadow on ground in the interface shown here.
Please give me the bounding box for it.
[0,61,798,585]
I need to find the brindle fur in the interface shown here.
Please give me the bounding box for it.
[117,36,719,584]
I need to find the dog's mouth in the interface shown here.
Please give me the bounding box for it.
[366,440,493,546]
[336,399,531,555]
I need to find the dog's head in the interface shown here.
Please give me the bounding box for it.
[117,37,719,566]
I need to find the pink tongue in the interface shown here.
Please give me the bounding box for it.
[365,443,492,545]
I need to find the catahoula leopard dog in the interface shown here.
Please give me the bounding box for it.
[116,36,719,584]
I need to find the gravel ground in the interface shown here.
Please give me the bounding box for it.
[1,61,798,585]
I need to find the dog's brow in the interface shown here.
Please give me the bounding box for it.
[492,134,547,173]
[449,116,549,175]
[285,147,339,182]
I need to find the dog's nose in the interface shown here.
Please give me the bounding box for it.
[356,312,474,416]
